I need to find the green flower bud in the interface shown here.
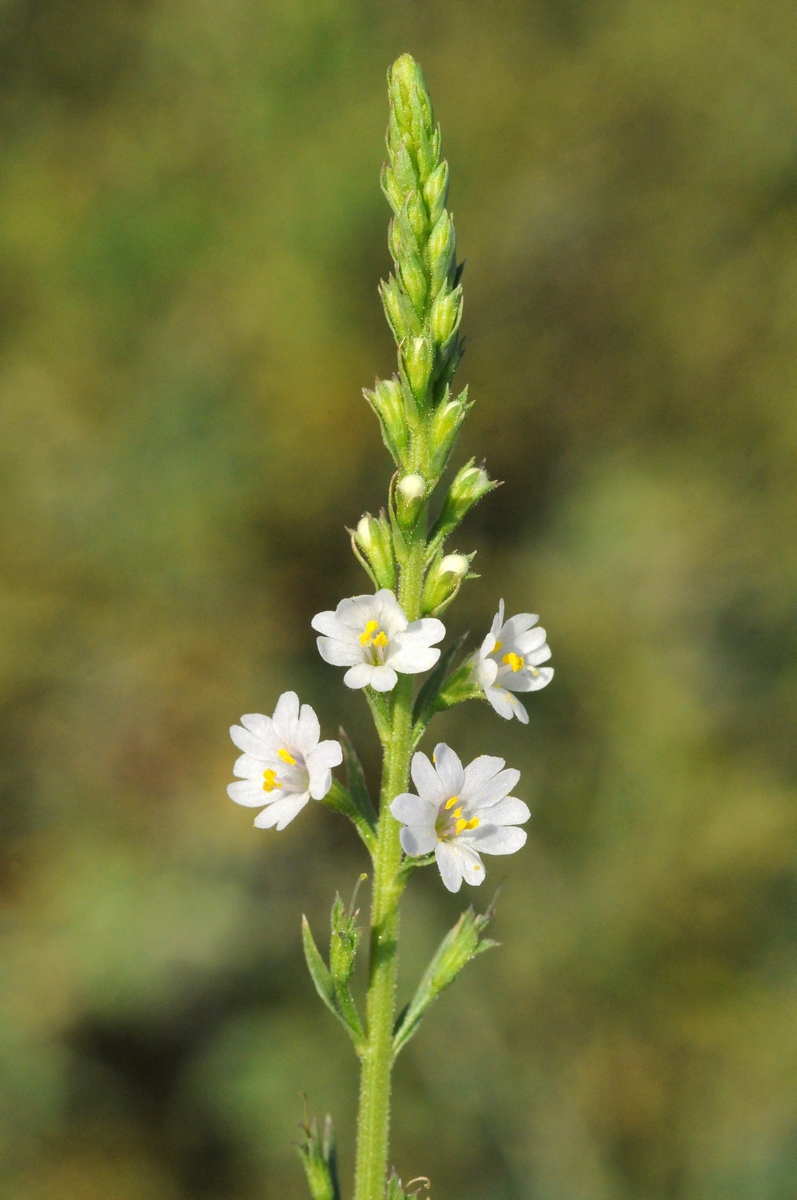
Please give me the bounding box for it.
[380,275,421,342]
[402,336,433,401]
[423,160,449,226]
[405,190,428,243]
[395,472,427,527]
[427,210,456,297]
[351,510,397,590]
[392,139,420,201]
[429,387,470,475]
[428,458,498,550]
[363,377,411,465]
[380,163,403,216]
[422,550,473,616]
[430,284,462,348]
[388,53,434,145]
[329,889,363,988]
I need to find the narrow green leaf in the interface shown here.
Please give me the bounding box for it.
[319,780,376,855]
[302,916,365,1055]
[339,728,378,829]
[392,904,498,1060]
[411,630,469,738]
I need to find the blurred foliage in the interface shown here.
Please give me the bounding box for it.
[1,1,797,1197]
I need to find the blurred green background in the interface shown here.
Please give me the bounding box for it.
[2,1,797,1197]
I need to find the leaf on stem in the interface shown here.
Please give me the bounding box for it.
[340,728,379,829]
[320,779,376,855]
[302,915,366,1056]
[392,902,498,1060]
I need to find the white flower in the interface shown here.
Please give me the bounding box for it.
[227,691,342,830]
[390,742,529,893]
[474,599,553,724]
[312,589,445,692]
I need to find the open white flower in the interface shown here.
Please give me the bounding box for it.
[227,691,342,830]
[474,599,553,724]
[390,743,529,893]
[312,589,445,692]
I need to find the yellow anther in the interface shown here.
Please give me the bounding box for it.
[262,768,279,793]
[372,631,388,649]
[493,639,502,651]
[445,795,459,809]
[452,807,463,818]
[455,816,480,834]
[360,619,380,646]
[502,652,525,673]
[278,748,297,766]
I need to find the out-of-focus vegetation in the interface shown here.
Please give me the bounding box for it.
[2,1,797,1197]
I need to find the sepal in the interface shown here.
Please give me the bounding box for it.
[392,903,498,1060]
[298,1111,341,1200]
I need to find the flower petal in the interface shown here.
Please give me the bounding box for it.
[411,751,447,805]
[297,702,320,751]
[506,666,553,693]
[480,796,530,825]
[272,691,300,742]
[456,841,486,885]
[311,610,357,640]
[254,792,310,830]
[230,723,274,759]
[227,779,271,807]
[501,613,540,643]
[369,664,399,692]
[316,636,362,667]
[470,767,521,810]
[388,643,441,674]
[470,825,527,855]
[344,662,374,689]
[435,841,464,892]
[232,753,268,780]
[307,739,343,772]
[461,754,506,797]
[485,686,528,723]
[432,743,464,797]
[400,823,438,856]
[391,791,436,825]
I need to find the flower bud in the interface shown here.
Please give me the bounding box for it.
[395,472,427,527]
[429,459,498,549]
[429,387,470,475]
[423,160,449,226]
[427,211,456,297]
[402,336,433,401]
[351,510,397,590]
[380,276,421,342]
[388,53,433,143]
[380,163,403,216]
[329,890,362,987]
[422,551,473,616]
[430,284,462,348]
[363,377,411,465]
[405,191,428,243]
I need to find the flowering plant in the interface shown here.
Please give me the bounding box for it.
[226,54,552,1200]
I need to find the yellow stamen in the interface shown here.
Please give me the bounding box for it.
[262,768,279,793]
[452,807,463,819]
[493,639,502,651]
[278,748,296,766]
[360,619,380,646]
[502,652,525,672]
[445,795,459,809]
[455,816,480,834]
[372,631,388,649]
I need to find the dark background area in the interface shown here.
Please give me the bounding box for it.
[2,2,797,1197]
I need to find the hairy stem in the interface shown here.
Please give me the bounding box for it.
[353,526,426,1200]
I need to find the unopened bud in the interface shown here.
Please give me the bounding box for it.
[380,276,421,343]
[329,890,363,987]
[422,551,473,616]
[429,387,470,475]
[351,510,397,590]
[430,284,462,348]
[395,473,427,527]
[403,336,433,401]
[423,160,449,226]
[364,377,411,465]
[429,459,498,549]
[427,211,456,297]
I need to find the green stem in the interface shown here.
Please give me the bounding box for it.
[353,525,426,1200]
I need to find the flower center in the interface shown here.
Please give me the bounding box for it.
[263,748,309,795]
[502,652,524,672]
[360,619,389,663]
[435,794,480,839]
